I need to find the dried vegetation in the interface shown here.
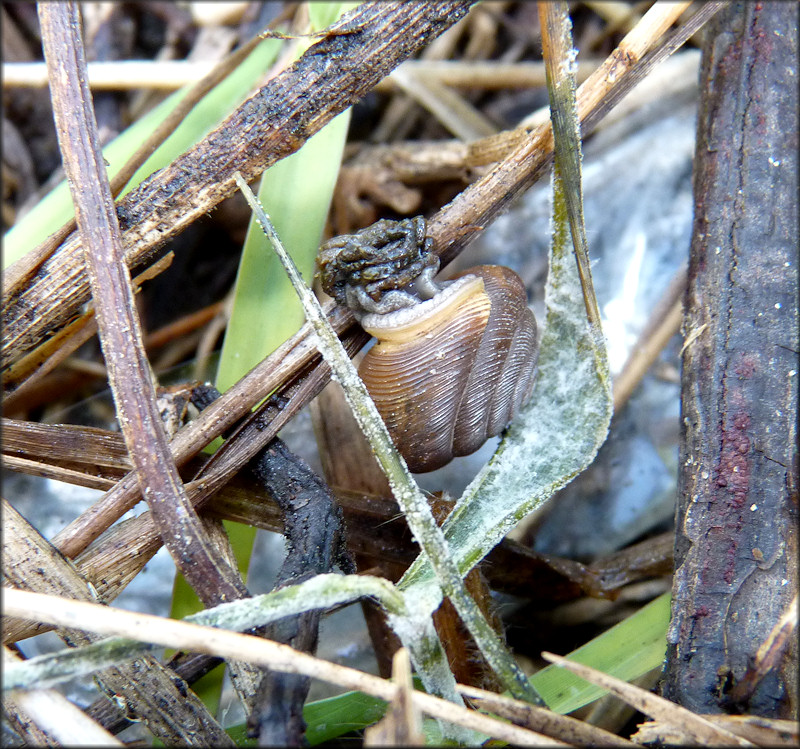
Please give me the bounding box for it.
[2,1,796,746]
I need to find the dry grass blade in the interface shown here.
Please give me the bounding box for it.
[2,501,232,744]
[2,418,131,470]
[38,1,247,606]
[726,593,799,709]
[576,1,693,125]
[389,65,497,141]
[2,2,473,371]
[4,588,569,746]
[364,648,424,746]
[540,652,756,746]
[375,59,602,92]
[702,716,799,746]
[4,57,606,93]
[457,683,635,747]
[612,265,686,412]
[632,716,800,747]
[1,455,116,490]
[3,645,123,747]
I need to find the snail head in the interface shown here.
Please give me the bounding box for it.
[316,217,443,317]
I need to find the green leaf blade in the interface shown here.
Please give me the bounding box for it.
[3,38,281,268]
[532,592,671,713]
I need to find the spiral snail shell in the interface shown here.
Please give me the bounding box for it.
[317,217,539,473]
[356,265,539,472]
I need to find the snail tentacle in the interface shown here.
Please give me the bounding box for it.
[345,285,420,316]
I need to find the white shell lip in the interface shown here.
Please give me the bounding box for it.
[357,274,484,339]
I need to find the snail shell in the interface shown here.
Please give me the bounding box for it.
[357,265,539,473]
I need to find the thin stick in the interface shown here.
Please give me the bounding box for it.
[541,652,754,746]
[2,58,603,92]
[613,298,683,412]
[144,299,227,349]
[2,59,219,90]
[429,1,718,266]
[38,1,246,607]
[457,682,635,748]
[3,589,563,746]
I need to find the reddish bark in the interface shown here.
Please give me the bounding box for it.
[662,1,798,718]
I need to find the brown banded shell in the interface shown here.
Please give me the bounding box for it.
[358,265,539,473]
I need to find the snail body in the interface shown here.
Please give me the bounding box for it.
[358,265,539,473]
[317,217,539,473]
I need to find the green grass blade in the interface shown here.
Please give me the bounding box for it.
[531,592,671,713]
[214,2,357,391]
[304,691,389,745]
[168,2,354,716]
[224,691,387,747]
[214,109,350,391]
[3,38,281,267]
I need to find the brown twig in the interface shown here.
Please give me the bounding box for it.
[428,1,720,266]
[2,1,475,370]
[144,299,227,349]
[457,682,634,747]
[48,311,359,559]
[38,1,246,606]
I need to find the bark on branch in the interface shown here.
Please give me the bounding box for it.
[663,0,798,718]
[2,1,473,371]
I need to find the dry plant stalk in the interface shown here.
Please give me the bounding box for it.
[5,588,569,746]
[541,652,754,746]
[38,1,248,607]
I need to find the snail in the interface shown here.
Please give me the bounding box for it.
[318,217,539,473]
